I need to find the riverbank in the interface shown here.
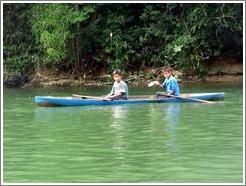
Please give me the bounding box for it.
[3,57,243,88]
[20,74,243,88]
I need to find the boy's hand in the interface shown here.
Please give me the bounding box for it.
[103,95,113,101]
[104,95,112,98]
[154,81,160,86]
[167,90,174,96]
[148,81,160,87]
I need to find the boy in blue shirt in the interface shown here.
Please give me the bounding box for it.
[154,67,180,96]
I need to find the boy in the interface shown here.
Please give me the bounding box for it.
[104,69,128,100]
[154,67,180,96]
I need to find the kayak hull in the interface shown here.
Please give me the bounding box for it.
[35,92,225,107]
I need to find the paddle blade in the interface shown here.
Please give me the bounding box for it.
[148,81,159,87]
[148,82,155,87]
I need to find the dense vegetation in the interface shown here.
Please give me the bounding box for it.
[3,3,243,79]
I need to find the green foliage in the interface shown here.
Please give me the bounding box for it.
[104,32,135,70]
[3,3,243,78]
[3,4,40,76]
[29,4,95,64]
[29,4,73,63]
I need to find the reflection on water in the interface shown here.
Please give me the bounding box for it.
[163,103,181,155]
[111,105,128,121]
[110,106,128,170]
[164,103,181,130]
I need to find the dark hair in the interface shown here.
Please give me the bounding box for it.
[112,69,122,76]
[162,67,173,73]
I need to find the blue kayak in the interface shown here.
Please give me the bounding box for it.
[35,92,225,107]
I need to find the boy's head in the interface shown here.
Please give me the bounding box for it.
[162,67,173,78]
[113,69,122,82]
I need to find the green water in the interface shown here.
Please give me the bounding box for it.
[3,82,243,183]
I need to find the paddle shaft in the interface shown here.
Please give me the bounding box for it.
[72,94,111,101]
[158,93,214,104]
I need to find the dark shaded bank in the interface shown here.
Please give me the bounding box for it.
[3,57,243,88]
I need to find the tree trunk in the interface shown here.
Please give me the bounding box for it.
[75,4,80,74]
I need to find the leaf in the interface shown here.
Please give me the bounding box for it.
[174,44,183,52]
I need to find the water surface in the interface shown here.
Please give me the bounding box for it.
[3,82,243,183]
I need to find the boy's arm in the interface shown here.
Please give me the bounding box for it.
[105,87,125,99]
[105,92,122,99]
[167,90,174,95]
[158,82,163,88]
[105,85,123,98]
[168,79,177,95]
[106,92,113,96]
[106,85,115,96]
[156,81,164,88]
[110,90,124,97]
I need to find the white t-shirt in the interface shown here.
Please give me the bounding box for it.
[110,80,128,99]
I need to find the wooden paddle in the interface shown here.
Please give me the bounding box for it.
[157,93,214,104]
[147,81,214,104]
[72,94,111,101]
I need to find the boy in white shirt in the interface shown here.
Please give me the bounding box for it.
[104,69,128,100]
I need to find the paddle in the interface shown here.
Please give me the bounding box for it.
[72,94,111,101]
[157,92,215,104]
[147,81,214,104]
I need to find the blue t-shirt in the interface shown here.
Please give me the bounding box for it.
[162,76,180,96]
